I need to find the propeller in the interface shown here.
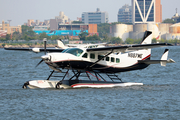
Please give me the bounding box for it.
[35,59,43,68]
[35,38,47,67]
[35,38,62,72]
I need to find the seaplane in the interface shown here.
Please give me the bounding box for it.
[4,31,175,89]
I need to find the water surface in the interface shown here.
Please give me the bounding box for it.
[0,46,180,120]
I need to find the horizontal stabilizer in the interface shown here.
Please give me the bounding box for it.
[138,59,175,65]
[138,49,175,66]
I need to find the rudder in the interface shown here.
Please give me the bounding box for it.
[141,31,152,44]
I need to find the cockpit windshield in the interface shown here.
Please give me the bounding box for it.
[62,48,84,57]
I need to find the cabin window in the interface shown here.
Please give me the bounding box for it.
[111,57,115,62]
[82,53,88,58]
[90,53,95,59]
[98,55,104,60]
[106,57,109,61]
[116,58,120,63]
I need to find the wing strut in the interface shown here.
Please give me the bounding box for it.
[89,49,113,68]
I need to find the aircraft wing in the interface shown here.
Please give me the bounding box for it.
[66,43,106,48]
[86,43,173,53]
[4,47,64,53]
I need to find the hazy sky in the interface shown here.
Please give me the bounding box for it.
[0,0,180,26]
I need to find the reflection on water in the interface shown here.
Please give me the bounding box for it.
[0,46,180,119]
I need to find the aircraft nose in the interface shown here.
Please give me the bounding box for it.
[41,55,50,60]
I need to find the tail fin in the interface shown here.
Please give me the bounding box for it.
[141,31,152,44]
[140,31,152,58]
[57,39,67,49]
[160,49,175,66]
[161,49,169,66]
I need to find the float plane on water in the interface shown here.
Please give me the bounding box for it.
[4,31,175,89]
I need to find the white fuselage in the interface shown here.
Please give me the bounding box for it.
[43,47,151,73]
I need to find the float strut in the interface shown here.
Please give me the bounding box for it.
[47,70,55,80]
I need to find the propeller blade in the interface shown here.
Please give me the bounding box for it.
[31,57,42,59]
[35,59,43,68]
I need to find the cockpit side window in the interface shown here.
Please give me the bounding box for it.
[62,48,83,57]
[62,48,71,53]
[82,53,88,58]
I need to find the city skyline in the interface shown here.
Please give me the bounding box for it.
[0,0,179,26]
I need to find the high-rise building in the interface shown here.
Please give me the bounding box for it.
[132,0,162,24]
[50,11,70,30]
[155,0,162,23]
[55,11,69,24]
[36,20,40,26]
[28,19,34,26]
[82,8,109,24]
[118,4,132,23]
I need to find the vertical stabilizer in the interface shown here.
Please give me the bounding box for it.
[140,31,152,59]
[141,31,152,44]
[161,49,169,66]
[57,39,67,49]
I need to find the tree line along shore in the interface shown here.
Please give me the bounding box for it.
[1,22,180,48]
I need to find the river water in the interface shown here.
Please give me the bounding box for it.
[0,46,180,120]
